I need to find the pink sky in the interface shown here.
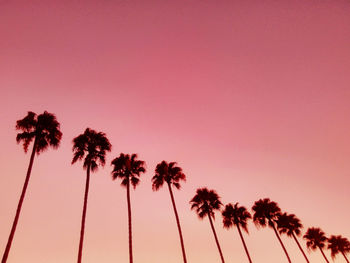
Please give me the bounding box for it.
[1,0,350,262]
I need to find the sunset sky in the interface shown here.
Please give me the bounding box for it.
[1,0,350,262]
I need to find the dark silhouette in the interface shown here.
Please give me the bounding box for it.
[276,212,309,263]
[252,198,291,263]
[222,203,253,263]
[190,188,225,263]
[111,153,146,263]
[303,227,329,263]
[2,111,62,263]
[72,128,111,263]
[152,161,188,263]
[327,235,350,263]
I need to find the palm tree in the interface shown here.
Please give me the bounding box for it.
[276,212,309,262]
[111,153,146,263]
[152,161,187,263]
[190,188,225,263]
[252,198,291,263]
[303,227,329,263]
[327,235,350,263]
[222,203,253,263]
[2,111,62,263]
[72,128,111,263]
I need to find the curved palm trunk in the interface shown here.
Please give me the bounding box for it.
[291,232,309,263]
[236,225,252,263]
[341,251,349,263]
[318,247,329,263]
[127,179,133,263]
[167,183,187,263]
[2,139,37,263]
[208,214,225,263]
[269,220,291,263]
[77,165,91,263]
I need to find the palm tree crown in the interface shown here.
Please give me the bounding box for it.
[252,198,281,227]
[304,227,328,250]
[72,128,111,171]
[111,153,146,187]
[222,203,251,233]
[16,111,62,153]
[152,161,186,190]
[327,235,350,259]
[190,188,222,219]
[276,212,303,236]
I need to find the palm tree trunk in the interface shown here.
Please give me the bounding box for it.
[236,225,252,263]
[167,183,187,263]
[318,247,329,263]
[2,139,37,263]
[208,214,225,263]
[291,232,309,263]
[127,179,133,263]
[77,164,91,263]
[341,251,350,263]
[270,220,291,263]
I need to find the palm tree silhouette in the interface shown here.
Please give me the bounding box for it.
[2,111,62,263]
[252,198,291,263]
[303,227,329,263]
[190,188,225,263]
[276,212,309,262]
[327,235,350,263]
[152,161,188,263]
[72,128,111,263]
[222,203,253,263]
[111,153,146,263]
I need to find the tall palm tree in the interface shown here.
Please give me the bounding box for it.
[2,111,62,263]
[190,188,225,263]
[222,203,253,263]
[72,128,111,263]
[303,227,329,263]
[152,161,187,263]
[111,153,146,263]
[252,198,291,263]
[327,235,350,263]
[276,212,309,263]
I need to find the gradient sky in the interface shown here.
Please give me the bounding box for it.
[1,0,350,262]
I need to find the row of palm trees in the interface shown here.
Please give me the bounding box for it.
[1,111,349,263]
[191,190,350,263]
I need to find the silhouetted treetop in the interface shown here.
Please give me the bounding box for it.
[304,227,328,250]
[252,198,281,228]
[222,203,251,233]
[152,161,186,191]
[72,128,111,171]
[276,212,303,236]
[327,235,350,259]
[190,188,222,220]
[16,111,62,153]
[111,153,146,188]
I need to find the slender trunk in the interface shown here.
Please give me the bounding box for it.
[270,220,291,263]
[208,213,225,263]
[2,139,37,263]
[167,183,187,263]
[77,165,91,263]
[127,178,133,263]
[341,251,350,263]
[236,225,252,263]
[291,232,309,263]
[318,247,329,263]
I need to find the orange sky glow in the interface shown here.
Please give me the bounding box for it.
[1,1,350,262]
